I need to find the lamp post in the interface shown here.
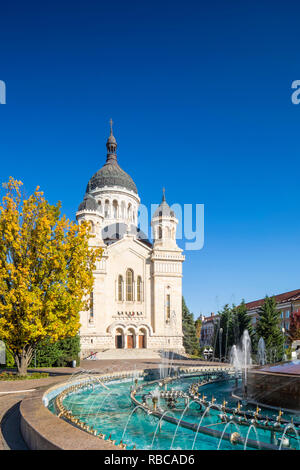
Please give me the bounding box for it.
[282,327,285,362]
[219,328,223,363]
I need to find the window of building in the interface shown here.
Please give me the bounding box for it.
[118,275,123,301]
[166,294,171,322]
[126,269,134,301]
[137,276,142,302]
[113,200,118,219]
[121,201,126,218]
[104,200,110,218]
[88,220,95,234]
[128,204,132,221]
[89,291,94,321]
[286,310,290,318]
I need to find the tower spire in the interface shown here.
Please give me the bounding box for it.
[106,118,117,163]
[162,187,166,202]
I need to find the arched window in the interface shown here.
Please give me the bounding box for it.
[166,293,171,322]
[104,200,110,218]
[137,276,142,302]
[128,203,132,221]
[113,200,118,219]
[89,220,95,234]
[126,269,134,301]
[89,291,94,322]
[121,201,126,218]
[98,200,102,213]
[158,226,162,239]
[118,275,123,301]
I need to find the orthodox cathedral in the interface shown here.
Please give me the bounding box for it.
[76,122,185,358]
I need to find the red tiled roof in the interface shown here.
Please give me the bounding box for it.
[203,313,220,323]
[245,289,300,311]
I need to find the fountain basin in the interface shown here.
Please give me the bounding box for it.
[247,362,300,411]
[22,365,299,450]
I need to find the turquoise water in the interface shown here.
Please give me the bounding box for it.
[48,374,300,450]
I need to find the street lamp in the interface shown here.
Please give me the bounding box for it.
[282,327,285,362]
[219,328,223,363]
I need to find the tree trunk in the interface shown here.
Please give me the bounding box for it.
[14,346,34,376]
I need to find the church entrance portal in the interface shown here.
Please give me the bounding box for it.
[115,335,122,349]
[138,335,145,348]
[115,328,124,349]
[127,335,134,349]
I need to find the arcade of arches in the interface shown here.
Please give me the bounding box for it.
[115,327,147,349]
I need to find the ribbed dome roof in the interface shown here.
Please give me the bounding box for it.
[152,190,175,218]
[85,121,138,195]
[78,193,98,212]
[87,161,138,194]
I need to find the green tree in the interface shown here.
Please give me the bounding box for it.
[256,296,284,363]
[30,337,62,367]
[182,297,199,355]
[232,300,255,348]
[30,335,80,368]
[56,335,81,366]
[0,178,102,375]
[213,305,233,360]
[213,301,256,361]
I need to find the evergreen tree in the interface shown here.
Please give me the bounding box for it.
[30,338,62,367]
[232,300,255,348]
[29,335,80,367]
[256,296,284,362]
[56,335,81,366]
[213,305,233,360]
[182,297,199,355]
[212,301,255,361]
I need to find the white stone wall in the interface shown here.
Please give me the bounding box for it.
[89,186,140,227]
[78,188,185,357]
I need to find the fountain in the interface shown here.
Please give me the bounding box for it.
[230,345,240,388]
[229,329,252,397]
[44,351,300,450]
[257,337,266,366]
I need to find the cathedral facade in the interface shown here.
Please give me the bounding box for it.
[76,123,185,357]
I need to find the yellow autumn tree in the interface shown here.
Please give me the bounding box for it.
[0,177,102,375]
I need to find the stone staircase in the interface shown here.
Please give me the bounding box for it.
[87,348,162,360]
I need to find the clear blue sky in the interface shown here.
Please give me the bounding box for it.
[1,1,300,317]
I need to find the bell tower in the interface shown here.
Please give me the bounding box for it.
[152,188,178,249]
[150,189,185,352]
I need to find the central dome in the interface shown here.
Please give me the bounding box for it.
[87,161,138,194]
[86,121,138,195]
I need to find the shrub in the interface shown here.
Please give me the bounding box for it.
[6,348,15,367]
[29,335,80,368]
